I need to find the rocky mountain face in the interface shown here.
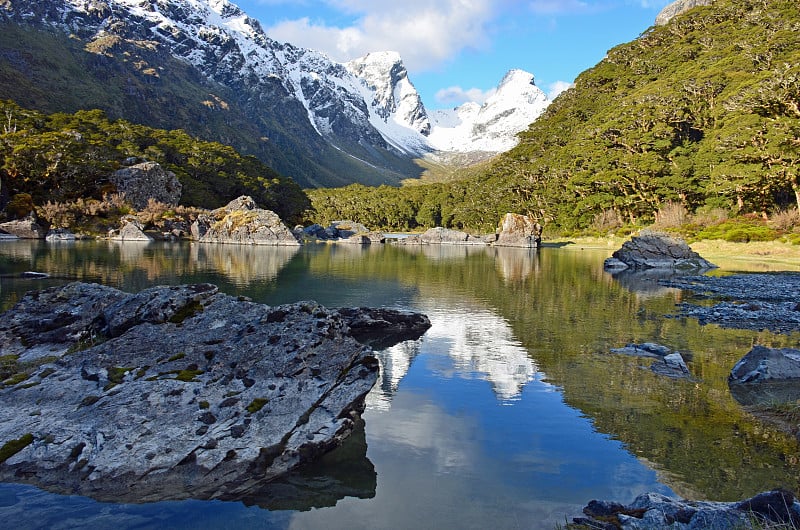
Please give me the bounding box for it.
[0,0,548,188]
[655,0,714,25]
[428,70,549,154]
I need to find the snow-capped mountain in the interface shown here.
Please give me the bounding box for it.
[0,0,549,185]
[429,70,549,153]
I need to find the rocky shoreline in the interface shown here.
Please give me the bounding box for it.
[1,195,544,249]
[584,232,800,529]
[661,272,800,334]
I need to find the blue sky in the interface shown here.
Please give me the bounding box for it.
[234,0,674,109]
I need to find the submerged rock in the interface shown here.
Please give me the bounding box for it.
[604,231,715,272]
[0,282,430,503]
[610,342,693,379]
[570,489,800,529]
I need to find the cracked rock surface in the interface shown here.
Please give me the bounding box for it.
[0,282,430,503]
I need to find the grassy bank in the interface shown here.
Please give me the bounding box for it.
[544,236,800,273]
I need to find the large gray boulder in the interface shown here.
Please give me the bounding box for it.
[108,218,153,242]
[0,217,46,239]
[193,196,300,246]
[0,282,430,503]
[110,161,182,210]
[730,346,800,383]
[494,213,542,248]
[728,346,800,406]
[396,227,487,246]
[604,231,715,271]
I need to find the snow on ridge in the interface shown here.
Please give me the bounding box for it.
[428,70,549,153]
[58,0,548,158]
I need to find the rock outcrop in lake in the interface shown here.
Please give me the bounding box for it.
[495,213,542,248]
[569,489,800,529]
[297,221,385,244]
[0,282,430,503]
[192,196,300,246]
[604,231,715,271]
[395,227,491,246]
[610,342,692,379]
[728,346,800,406]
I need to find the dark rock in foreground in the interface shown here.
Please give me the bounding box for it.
[0,282,430,504]
[570,489,800,529]
[604,231,715,272]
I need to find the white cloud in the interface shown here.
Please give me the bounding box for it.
[264,0,499,71]
[435,86,497,106]
[547,80,573,99]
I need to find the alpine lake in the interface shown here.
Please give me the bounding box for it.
[0,239,798,529]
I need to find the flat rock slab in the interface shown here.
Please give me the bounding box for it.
[0,282,430,504]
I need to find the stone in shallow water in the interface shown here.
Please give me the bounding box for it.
[604,230,715,271]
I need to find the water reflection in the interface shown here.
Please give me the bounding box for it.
[421,305,537,401]
[1,241,799,528]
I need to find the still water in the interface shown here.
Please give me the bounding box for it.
[0,240,798,529]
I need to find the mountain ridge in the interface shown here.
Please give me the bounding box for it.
[0,0,548,188]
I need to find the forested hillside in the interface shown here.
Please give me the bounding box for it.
[0,101,310,225]
[310,0,800,234]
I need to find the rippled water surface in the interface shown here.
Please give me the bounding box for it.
[0,240,798,529]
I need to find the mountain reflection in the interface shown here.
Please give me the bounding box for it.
[369,304,537,404]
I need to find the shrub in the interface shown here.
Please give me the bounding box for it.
[770,208,800,232]
[5,193,34,219]
[652,201,688,229]
[592,209,623,233]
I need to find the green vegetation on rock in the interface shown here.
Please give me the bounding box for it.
[0,433,34,464]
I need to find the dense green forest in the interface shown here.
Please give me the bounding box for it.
[0,101,310,226]
[309,0,800,235]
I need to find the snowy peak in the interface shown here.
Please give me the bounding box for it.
[428,69,549,153]
[4,0,551,181]
[346,52,431,136]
